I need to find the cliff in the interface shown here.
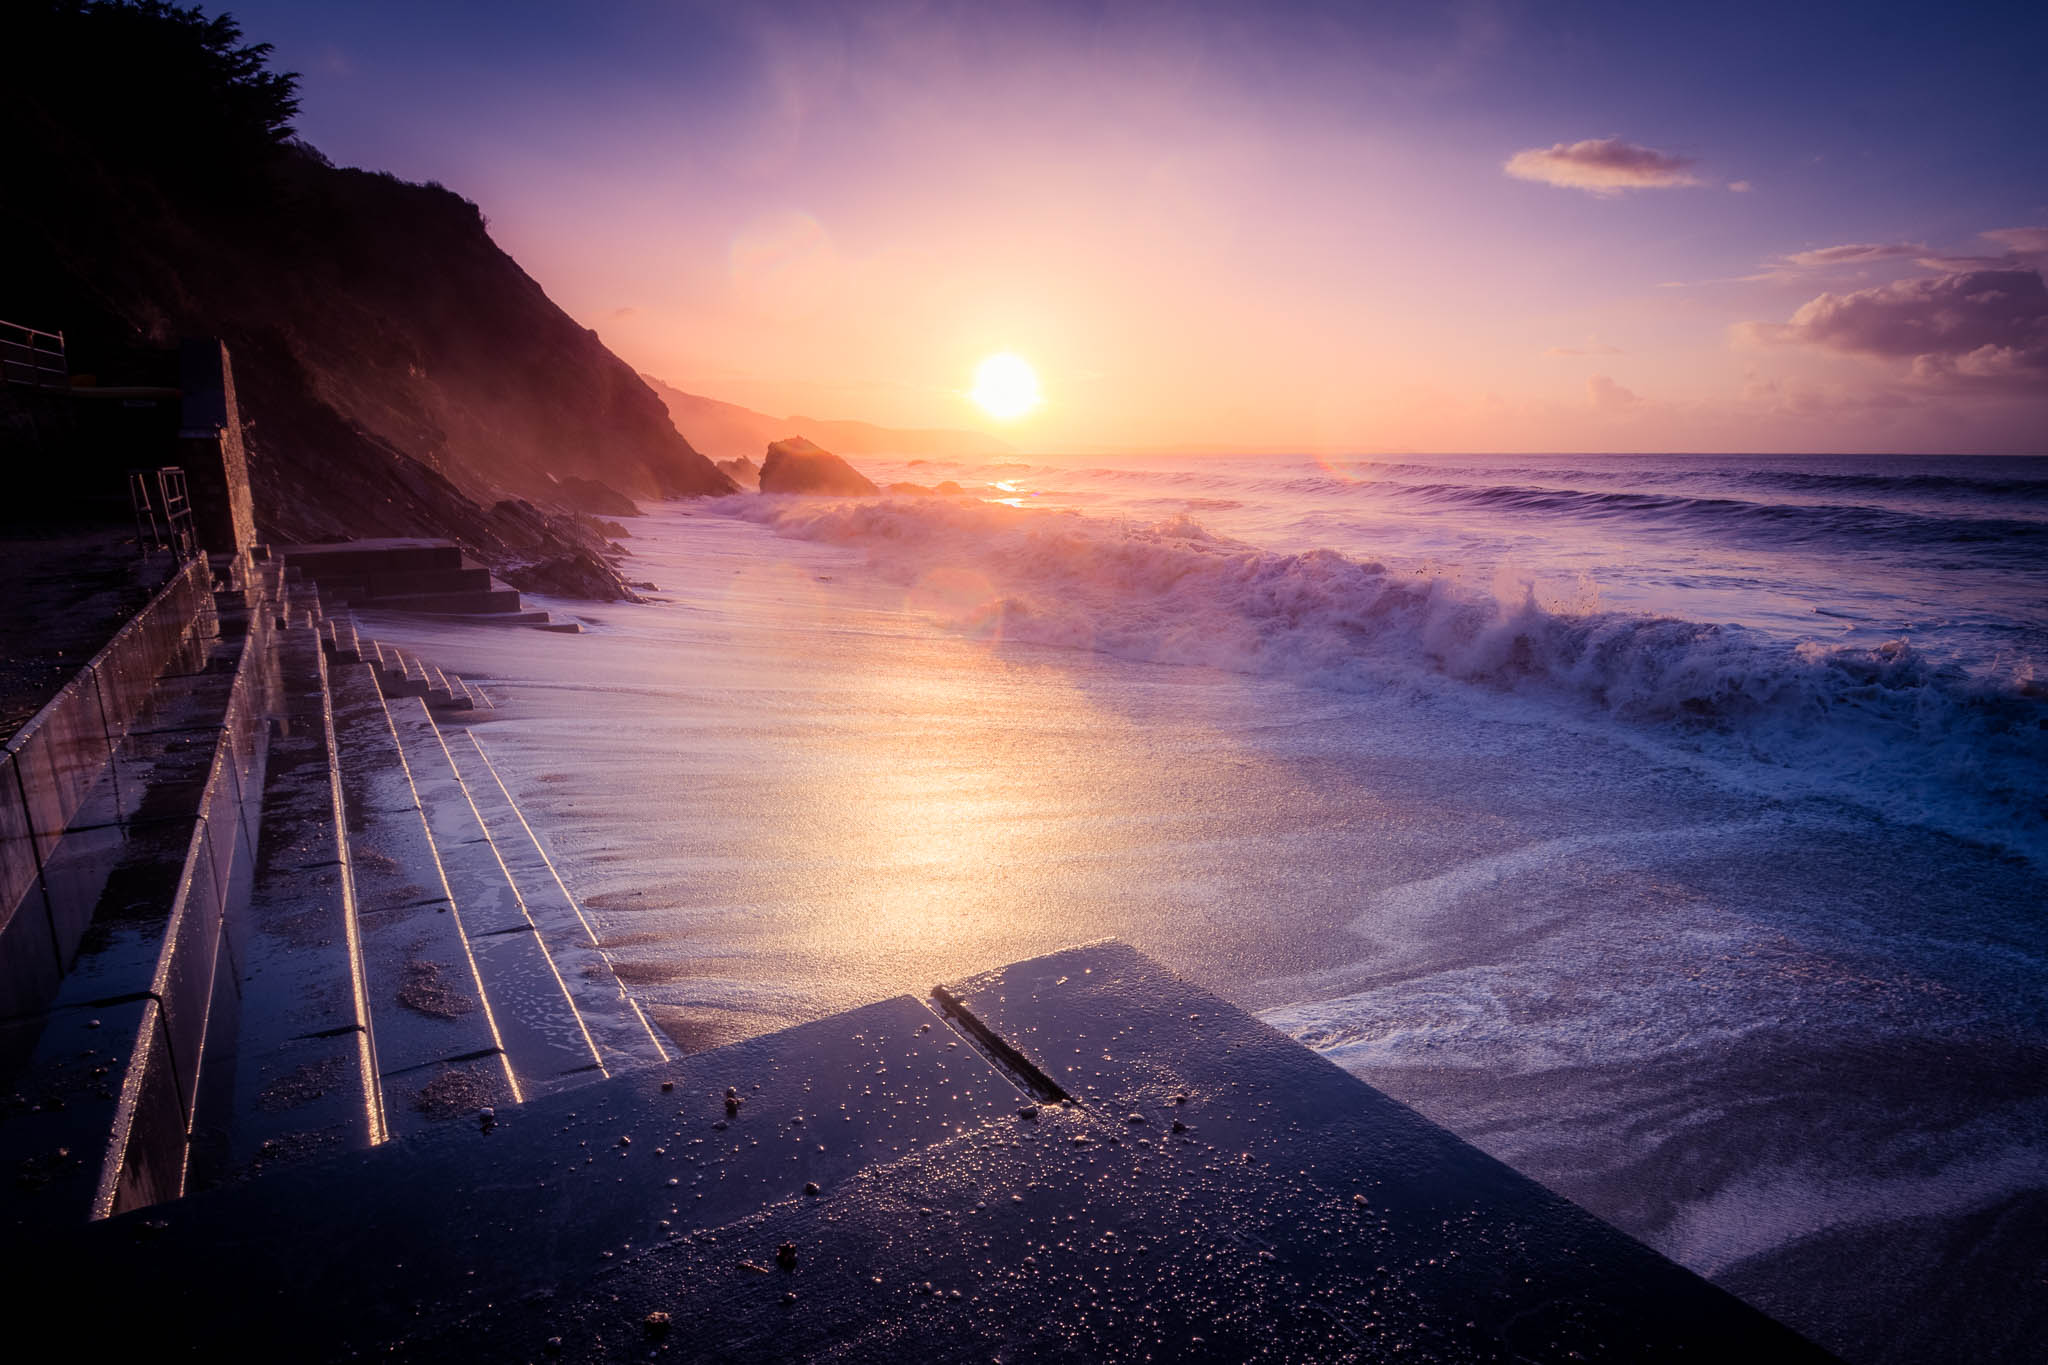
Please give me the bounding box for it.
[642,376,1011,462]
[2,2,734,598]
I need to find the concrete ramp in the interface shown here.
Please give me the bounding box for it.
[29,942,1836,1362]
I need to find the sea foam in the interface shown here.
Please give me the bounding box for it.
[728,494,2048,863]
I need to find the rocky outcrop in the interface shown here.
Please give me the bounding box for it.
[758,438,879,496]
[715,457,760,488]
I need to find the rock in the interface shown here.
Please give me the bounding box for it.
[642,1311,671,1339]
[758,437,878,496]
[714,456,760,488]
[554,476,639,517]
[776,1242,798,1270]
[804,1181,820,1196]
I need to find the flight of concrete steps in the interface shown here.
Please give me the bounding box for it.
[278,538,582,633]
[1,554,661,1230]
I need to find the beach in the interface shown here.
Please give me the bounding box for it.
[358,453,2048,1362]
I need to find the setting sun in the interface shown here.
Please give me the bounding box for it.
[969,352,1042,420]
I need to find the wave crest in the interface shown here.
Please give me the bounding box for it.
[730,495,2048,861]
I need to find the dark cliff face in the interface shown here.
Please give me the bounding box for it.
[3,1,734,598]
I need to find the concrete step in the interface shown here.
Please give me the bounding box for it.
[442,729,668,1074]
[356,588,525,616]
[380,609,555,628]
[382,700,608,1099]
[280,540,464,579]
[187,626,383,1191]
[325,663,515,1137]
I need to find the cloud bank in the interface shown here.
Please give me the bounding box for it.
[1504,137,1699,194]
[1745,268,2048,391]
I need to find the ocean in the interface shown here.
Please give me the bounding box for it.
[360,451,2048,1363]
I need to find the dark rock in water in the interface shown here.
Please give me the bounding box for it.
[714,456,760,488]
[642,1311,670,1339]
[775,1242,798,1270]
[758,438,878,496]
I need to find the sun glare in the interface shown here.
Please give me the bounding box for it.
[970,353,1042,420]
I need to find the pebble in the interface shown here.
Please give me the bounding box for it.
[642,1311,671,1339]
[1017,1105,1039,1121]
[804,1182,820,1196]
[544,1338,562,1355]
[619,1135,632,1147]
[661,1080,674,1092]
[1125,1113,1146,1124]
[776,1242,798,1270]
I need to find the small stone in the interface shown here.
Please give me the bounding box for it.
[776,1242,798,1271]
[804,1182,820,1196]
[661,1080,674,1092]
[544,1338,563,1356]
[1125,1113,1146,1125]
[1017,1105,1039,1120]
[1171,1093,1188,1105]
[1352,1193,1368,1207]
[1171,1119,1187,1133]
[725,1086,739,1099]
[712,1120,727,1131]
[667,1178,679,1188]
[619,1135,632,1147]
[643,1311,671,1339]
[478,1107,496,1130]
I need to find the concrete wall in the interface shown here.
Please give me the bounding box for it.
[177,339,257,555]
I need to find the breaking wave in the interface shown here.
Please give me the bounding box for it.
[729,494,2048,863]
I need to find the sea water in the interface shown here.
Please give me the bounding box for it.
[360,452,2047,1363]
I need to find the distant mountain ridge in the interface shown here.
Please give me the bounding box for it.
[641,376,1011,462]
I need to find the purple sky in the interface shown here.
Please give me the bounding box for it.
[233,0,2047,452]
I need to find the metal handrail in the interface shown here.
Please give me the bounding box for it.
[0,317,68,387]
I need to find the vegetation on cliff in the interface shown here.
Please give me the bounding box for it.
[3,1,735,598]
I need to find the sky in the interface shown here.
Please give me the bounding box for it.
[233,0,2048,453]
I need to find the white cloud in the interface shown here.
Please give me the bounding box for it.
[1503,137,1700,195]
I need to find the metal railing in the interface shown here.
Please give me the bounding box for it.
[1,318,68,388]
[1,557,217,945]
[130,467,202,562]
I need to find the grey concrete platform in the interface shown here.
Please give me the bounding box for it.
[384,695,610,1097]
[445,729,667,1073]
[191,625,381,1188]
[28,943,1835,1362]
[326,662,516,1132]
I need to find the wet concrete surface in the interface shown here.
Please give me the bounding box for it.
[31,943,1832,1361]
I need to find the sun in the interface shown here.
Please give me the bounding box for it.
[970,352,1042,420]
